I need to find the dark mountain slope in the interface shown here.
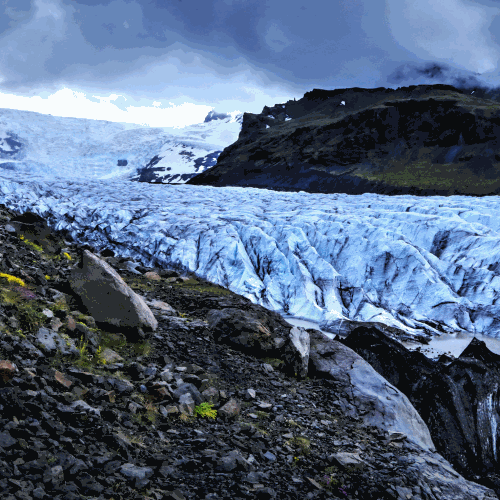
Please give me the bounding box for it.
[187,84,500,196]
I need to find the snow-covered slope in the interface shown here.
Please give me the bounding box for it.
[1,174,500,342]
[0,107,243,183]
[130,111,243,183]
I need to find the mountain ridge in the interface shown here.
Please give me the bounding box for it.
[186,84,500,196]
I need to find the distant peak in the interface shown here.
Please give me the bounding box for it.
[204,110,230,123]
[204,110,244,124]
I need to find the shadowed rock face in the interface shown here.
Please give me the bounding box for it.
[187,84,500,196]
[340,327,500,495]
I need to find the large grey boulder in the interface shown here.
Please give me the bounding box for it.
[205,307,310,378]
[308,329,435,451]
[69,250,157,333]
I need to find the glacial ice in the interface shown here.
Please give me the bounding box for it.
[0,107,242,184]
[1,172,500,340]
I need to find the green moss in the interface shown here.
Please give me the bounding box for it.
[356,146,500,195]
[171,282,233,296]
[98,331,128,351]
[253,410,270,419]
[262,357,285,367]
[285,436,311,455]
[123,277,155,292]
[178,278,199,285]
[13,329,26,339]
[16,302,47,332]
[240,421,270,435]
[194,402,217,419]
[48,301,70,313]
[0,287,20,305]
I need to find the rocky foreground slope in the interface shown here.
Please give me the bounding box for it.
[187,84,500,196]
[0,203,497,500]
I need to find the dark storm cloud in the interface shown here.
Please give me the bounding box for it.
[0,0,499,101]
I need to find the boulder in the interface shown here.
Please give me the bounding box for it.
[69,250,157,334]
[308,330,435,452]
[205,307,309,378]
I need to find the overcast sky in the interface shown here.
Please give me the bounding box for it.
[1,0,499,127]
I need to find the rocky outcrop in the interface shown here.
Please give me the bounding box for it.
[340,326,500,495]
[69,250,158,334]
[205,307,310,378]
[187,84,500,196]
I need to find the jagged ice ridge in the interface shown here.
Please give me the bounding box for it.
[1,175,500,340]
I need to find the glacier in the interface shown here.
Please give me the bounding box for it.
[0,107,242,183]
[1,171,500,342]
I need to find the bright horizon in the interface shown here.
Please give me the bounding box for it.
[0,87,247,128]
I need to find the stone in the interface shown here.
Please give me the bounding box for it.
[147,300,178,316]
[75,322,99,348]
[8,211,65,254]
[161,405,179,415]
[0,360,18,383]
[144,271,161,281]
[120,463,154,480]
[54,370,73,389]
[201,387,219,403]
[172,383,202,406]
[206,307,309,378]
[218,398,240,419]
[330,452,367,471]
[36,327,80,357]
[49,317,63,332]
[99,348,124,364]
[69,250,157,334]
[66,316,77,331]
[245,388,256,399]
[262,451,276,462]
